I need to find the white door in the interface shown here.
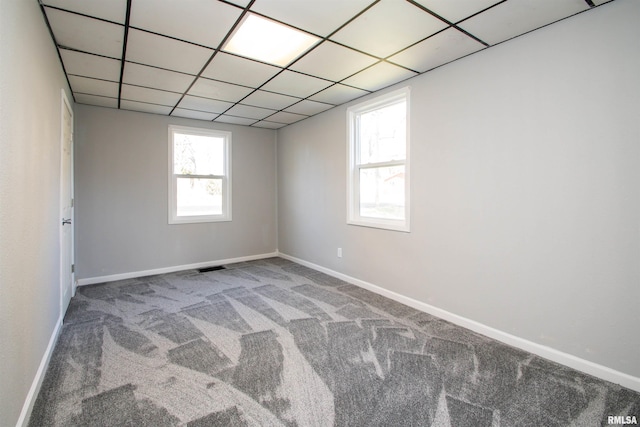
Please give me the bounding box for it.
[60,91,74,315]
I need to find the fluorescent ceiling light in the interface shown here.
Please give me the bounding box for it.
[223,14,320,67]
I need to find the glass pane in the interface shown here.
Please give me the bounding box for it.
[176,177,222,216]
[359,100,406,164]
[359,165,405,220]
[174,132,224,175]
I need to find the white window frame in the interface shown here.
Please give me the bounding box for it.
[347,87,410,232]
[168,125,232,224]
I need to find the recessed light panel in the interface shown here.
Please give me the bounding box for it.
[223,14,320,67]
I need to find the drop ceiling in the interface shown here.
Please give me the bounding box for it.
[39,0,611,129]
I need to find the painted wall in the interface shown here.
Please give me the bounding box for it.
[74,105,277,280]
[0,0,73,425]
[277,0,640,378]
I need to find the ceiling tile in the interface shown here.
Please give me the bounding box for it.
[251,0,373,37]
[290,41,378,82]
[261,70,332,98]
[42,0,127,24]
[284,100,333,116]
[74,94,118,108]
[188,78,253,103]
[214,115,257,126]
[342,62,417,92]
[330,0,448,58]
[224,104,277,120]
[252,121,286,129]
[388,27,485,72]
[60,49,121,81]
[68,75,119,98]
[308,84,369,105]
[242,90,300,110]
[123,62,194,93]
[413,0,501,24]
[126,29,212,75]
[120,84,181,106]
[226,0,252,6]
[171,109,218,121]
[120,100,173,115]
[202,53,281,88]
[129,0,241,48]
[176,96,234,114]
[266,111,307,124]
[45,8,124,58]
[458,0,590,46]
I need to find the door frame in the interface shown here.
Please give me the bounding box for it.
[59,89,74,317]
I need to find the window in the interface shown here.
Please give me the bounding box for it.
[168,125,231,224]
[347,87,410,232]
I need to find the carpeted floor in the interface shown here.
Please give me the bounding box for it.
[29,257,639,426]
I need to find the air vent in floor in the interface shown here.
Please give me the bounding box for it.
[198,265,226,273]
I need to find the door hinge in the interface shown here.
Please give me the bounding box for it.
[71,264,75,273]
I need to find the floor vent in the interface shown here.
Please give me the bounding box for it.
[198,265,226,273]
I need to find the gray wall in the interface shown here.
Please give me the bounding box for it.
[74,105,277,279]
[0,0,74,424]
[277,0,640,378]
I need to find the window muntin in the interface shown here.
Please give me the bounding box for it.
[348,87,409,232]
[169,125,231,224]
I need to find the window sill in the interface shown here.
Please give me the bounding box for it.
[169,215,232,225]
[347,218,410,233]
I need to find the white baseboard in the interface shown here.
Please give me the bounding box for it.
[278,252,640,393]
[16,315,63,427]
[76,252,279,287]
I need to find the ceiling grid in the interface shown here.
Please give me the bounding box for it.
[38,0,606,129]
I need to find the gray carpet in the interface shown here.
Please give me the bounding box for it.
[29,258,639,426]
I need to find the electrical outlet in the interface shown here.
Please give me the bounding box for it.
[337,248,343,258]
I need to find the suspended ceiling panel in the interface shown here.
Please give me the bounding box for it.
[39,0,607,129]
